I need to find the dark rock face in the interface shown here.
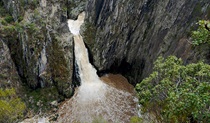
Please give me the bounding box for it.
[67,0,86,19]
[0,39,21,88]
[85,0,210,84]
[0,0,85,98]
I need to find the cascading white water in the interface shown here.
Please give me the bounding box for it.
[68,12,106,102]
[56,12,139,123]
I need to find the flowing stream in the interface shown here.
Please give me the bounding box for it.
[56,12,139,123]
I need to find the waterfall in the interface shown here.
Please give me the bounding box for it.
[73,34,101,84]
[56,12,139,123]
[68,12,106,102]
[67,12,99,83]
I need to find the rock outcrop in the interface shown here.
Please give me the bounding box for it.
[0,0,85,99]
[0,39,21,88]
[85,0,210,84]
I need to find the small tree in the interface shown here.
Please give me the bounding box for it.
[136,56,210,123]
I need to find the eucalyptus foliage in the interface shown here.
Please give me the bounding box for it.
[136,56,210,123]
[192,20,210,46]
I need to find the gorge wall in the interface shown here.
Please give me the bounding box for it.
[0,0,85,107]
[0,0,210,113]
[84,0,210,84]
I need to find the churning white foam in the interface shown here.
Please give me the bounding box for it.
[67,12,85,35]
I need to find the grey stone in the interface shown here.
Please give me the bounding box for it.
[85,0,210,84]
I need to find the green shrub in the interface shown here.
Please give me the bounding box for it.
[192,20,210,46]
[0,19,7,25]
[130,116,143,123]
[4,15,14,23]
[136,56,210,123]
[25,23,39,32]
[0,88,26,123]
[2,25,16,33]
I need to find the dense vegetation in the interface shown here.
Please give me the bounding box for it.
[136,56,210,123]
[192,20,210,46]
[0,88,26,123]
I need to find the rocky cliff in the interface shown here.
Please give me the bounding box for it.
[85,0,210,84]
[0,39,21,88]
[0,0,85,111]
[0,0,210,117]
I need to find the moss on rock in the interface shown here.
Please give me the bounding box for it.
[82,22,97,49]
[47,34,72,97]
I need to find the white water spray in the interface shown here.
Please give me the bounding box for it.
[57,12,139,123]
